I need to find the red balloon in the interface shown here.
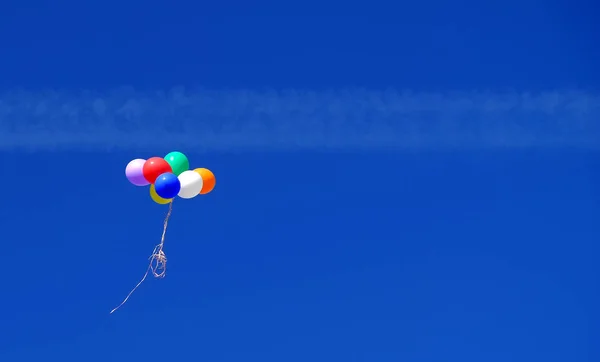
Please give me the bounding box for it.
[142,157,173,184]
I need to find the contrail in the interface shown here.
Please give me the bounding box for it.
[0,88,598,151]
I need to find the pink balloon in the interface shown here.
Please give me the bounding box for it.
[126,159,150,186]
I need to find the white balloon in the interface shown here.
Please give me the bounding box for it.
[177,170,204,199]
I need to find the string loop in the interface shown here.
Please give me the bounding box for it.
[110,200,174,314]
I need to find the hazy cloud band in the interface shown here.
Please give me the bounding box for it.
[0,88,598,151]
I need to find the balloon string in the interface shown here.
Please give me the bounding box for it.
[110,200,174,314]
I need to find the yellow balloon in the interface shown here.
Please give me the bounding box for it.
[150,184,172,204]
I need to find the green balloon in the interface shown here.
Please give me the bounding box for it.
[164,151,189,176]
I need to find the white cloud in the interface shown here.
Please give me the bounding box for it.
[0,88,598,151]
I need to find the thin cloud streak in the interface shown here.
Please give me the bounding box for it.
[0,88,598,151]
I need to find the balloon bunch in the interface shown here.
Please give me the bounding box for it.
[125,151,216,204]
[111,151,215,314]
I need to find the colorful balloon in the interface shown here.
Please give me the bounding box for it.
[164,151,189,176]
[114,152,219,313]
[154,172,181,199]
[177,170,203,199]
[194,168,216,194]
[149,184,172,204]
[143,157,172,184]
[125,159,150,186]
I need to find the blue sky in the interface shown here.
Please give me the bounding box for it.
[0,0,598,361]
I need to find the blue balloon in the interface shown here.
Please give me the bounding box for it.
[154,172,181,199]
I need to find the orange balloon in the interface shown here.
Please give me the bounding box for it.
[194,168,216,194]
